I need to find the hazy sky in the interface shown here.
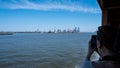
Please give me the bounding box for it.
[0,0,102,32]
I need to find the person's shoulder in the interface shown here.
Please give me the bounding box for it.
[93,61,120,68]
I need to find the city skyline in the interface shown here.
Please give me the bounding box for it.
[35,27,80,33]
[0,0,102,32]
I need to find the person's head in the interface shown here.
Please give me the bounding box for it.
[97,25,120,57]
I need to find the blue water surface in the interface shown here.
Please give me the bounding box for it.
[0,33,93,68]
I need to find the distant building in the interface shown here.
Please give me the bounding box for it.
[40,27,80,33]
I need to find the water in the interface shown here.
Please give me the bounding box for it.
[0,33,93,68]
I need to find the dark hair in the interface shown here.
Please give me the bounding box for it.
[97,25,120,53]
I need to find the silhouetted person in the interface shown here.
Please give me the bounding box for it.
[81,25,120,68]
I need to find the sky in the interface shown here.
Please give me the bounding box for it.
[0,0,102,32]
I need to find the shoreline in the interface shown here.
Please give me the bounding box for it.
[0,32,13,35]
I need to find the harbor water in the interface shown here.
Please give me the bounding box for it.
[0,33,93,68]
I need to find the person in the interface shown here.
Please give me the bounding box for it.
[81,25,120,68]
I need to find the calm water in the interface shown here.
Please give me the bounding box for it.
[0,33,93,68]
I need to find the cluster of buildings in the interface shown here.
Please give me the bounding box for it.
[0,27,80,34]
[36,27,80,33]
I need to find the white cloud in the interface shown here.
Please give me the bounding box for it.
[0,0,100,13]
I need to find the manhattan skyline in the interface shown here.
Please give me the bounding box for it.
[0,0,102,32]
